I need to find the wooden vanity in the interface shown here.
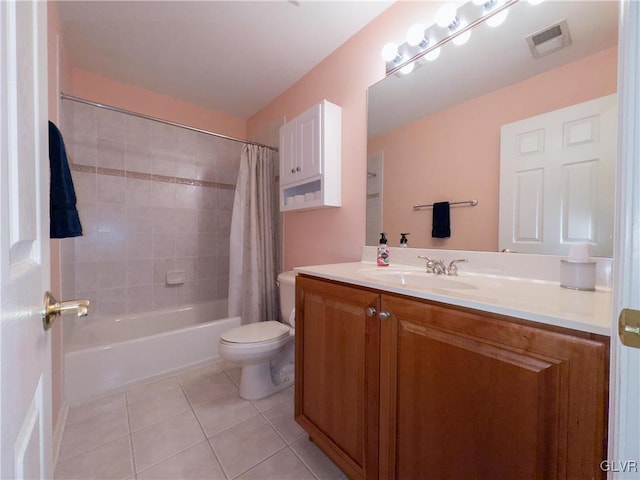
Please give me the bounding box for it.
[294,274,609,480]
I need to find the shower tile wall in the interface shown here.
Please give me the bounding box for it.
[60,101,242,330]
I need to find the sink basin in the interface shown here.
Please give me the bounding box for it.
[360,269,477,290]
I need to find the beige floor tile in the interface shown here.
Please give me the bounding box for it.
[59,406,129,462]
[251,386,293,412]
[193,391,259,437]
[132,410,205,472]
[291,437,344,480]
[66,393,126,426]
[237,447,314,480]
[176,361,222,385]
[128,387,190,431]
[181,370,237,407]
[136,441,225,479]
[55,436,133,480]
[224,366,242,387]
[216,358,240,372]
[126,377,181,405]
[209,415,285,479]
[263,400,305,444]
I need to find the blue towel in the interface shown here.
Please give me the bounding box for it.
[49,121,83,238]
[432,201,450,238]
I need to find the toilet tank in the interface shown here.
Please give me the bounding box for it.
[277,271,296,324]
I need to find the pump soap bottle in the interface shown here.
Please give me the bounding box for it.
[400,233,410,248]
[377,233,390,267]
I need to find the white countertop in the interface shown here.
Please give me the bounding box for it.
[294,260,612,336]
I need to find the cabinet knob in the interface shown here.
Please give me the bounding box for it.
[296,166,301,172]
[365,307,376,318]
[291,168,296,173]
[379,311,391,320]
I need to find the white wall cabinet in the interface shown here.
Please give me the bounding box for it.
[279,100,341,211]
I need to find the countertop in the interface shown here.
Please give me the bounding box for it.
[294,261,612,336]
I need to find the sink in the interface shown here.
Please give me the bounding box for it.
[360,269,477,290]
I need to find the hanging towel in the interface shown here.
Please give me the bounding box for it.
[431,201,451,238]
[49,121,83,238]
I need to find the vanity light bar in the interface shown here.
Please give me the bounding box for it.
[384,0,519,77]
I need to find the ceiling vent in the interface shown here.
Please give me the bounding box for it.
[527,20,572,58]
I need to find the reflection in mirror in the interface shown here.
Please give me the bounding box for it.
[366,1,617,256]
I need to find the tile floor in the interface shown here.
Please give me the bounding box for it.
[55,360,345,479]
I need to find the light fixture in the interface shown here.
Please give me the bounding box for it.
[424,48,441,62]
[399,62,415,75]
[435,3,459,29]
[406,24,428,48]
[381,42,401,63]
[381,0,538,76]
[452,22,472,45]
[486,8,508,27]
[527,0,544,4]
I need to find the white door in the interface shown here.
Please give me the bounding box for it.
[0,1,52,479]
[297,102,321,181]
[499,94,617,256]
[609,0,640,477]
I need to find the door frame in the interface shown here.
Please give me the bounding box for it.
[609,0,640,476]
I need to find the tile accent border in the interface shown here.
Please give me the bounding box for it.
[70,163,235,190]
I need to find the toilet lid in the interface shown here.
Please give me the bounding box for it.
[220,321,290,344]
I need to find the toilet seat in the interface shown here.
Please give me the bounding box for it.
[220,321,290,345]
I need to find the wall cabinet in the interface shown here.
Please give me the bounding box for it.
[279,100,341,212]
[295,275,609,480]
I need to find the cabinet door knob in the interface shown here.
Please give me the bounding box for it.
[365,307,376,318]
[296,166,301,172]
[379,311,391,320]
[291,168,296,173]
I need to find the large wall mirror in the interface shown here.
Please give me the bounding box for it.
[366,1,617,257]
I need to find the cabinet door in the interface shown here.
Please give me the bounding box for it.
[279,120,297,185]
[379,294,608,480]
[295,276,380,480]
[296,103,322,181]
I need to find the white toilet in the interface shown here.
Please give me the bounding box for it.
[218,271,296,400]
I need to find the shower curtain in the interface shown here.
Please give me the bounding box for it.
[228,144,280,325]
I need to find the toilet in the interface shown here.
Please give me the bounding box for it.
[218,271,296,400]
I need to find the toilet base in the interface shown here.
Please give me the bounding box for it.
[238,361,294,400]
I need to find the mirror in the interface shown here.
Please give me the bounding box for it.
[366,1,617,256]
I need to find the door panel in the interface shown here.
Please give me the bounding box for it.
[1,1,51,478]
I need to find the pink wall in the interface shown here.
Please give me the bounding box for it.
[368,47,618,251]
[247,2,441,270]
[68,68,246,140]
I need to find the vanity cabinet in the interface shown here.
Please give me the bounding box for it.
[295,275,609,480]
[279,100,341,211]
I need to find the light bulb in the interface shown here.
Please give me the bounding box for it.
[424,47,441,62]
[486,8,508,27]
[406,24,427,47]
[400,62,415,75]
[435,3,458,28]
[452,23,471,45]
[381,42,400,62]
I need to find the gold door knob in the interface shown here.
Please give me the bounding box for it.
[42,291,90,331]
[619,308,640,348]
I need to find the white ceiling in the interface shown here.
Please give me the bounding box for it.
[58,1,393,119]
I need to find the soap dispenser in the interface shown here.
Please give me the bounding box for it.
[400,233,410,248]
[377,233,390,267]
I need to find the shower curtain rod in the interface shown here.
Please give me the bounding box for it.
[59,93,279,152]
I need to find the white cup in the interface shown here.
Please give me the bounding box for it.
[304,192,315,202]
[286,196,294,206]
[294,195,305,204]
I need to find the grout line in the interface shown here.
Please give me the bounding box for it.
[229,445,290,480]
[124,390,139,478]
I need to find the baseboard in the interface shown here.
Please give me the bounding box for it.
[52,403,69,467]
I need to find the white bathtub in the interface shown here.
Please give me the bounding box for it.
[64,300,240,405]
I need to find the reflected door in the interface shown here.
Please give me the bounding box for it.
[499,94,616,256]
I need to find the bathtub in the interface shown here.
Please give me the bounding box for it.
[64,300,240,405]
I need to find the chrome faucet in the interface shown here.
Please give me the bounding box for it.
[418,256,467,276]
